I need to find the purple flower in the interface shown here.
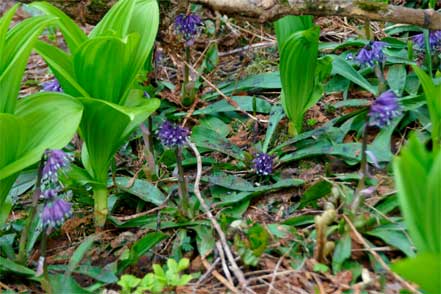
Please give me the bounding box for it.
[42,198,72,228]
[368,90,402,127]
[174,13,203,46]
[42,150,71,182]
[41,79,62,92]
[158,121,190,147]
[253,153,274,176]
[412,31,441,51]
[356,41,387,66]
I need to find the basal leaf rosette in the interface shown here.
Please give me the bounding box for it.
[0,93,83,225]
[78,97,160,226]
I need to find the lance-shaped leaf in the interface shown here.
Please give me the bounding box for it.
[79,97,160,183]
[413,66,441,150]
[274,15,313,51]
[33,0,159,106]
[0,8,55,113]
[73,35,140,105]
[280,26,320,134]
[28,1,87,53]
[394,135,441,254]
[0,93,83,225]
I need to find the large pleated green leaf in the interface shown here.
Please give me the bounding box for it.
[34,40,88,97]
[33,0,160,106]
[279,26,320,133]
[29,1,87,53]
[274,15,313,51]
[0,12,55,113]
[73,35,139,104]
[0,93,83,225]
[413,66,441,150]
[0,115,26,215]
[0,93,83,180]
[394,135,441,254]
[79,98,160,183]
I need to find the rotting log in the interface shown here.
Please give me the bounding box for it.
[17,0,116,24]
[189,0,441,30]
[15,0,441,30]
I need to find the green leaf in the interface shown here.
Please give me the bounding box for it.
[34,40,88,97]
[0,13,55,113]
[331,56,376,95]
[65,235,97,277]
[392,253,441,294]
[367,225,415,257]
[178,258,190,271]
[280,26,320,133]
[274,15,313,50]
[263,105,285,153]
[188,96,272,116]
[48,274,91,293]
[0,256,38,279]
[194,225,215,257]
[0,93,82,224]
[79,98,159,182]
[117,275,141,292]
[29,1,87,53]
[386,64,407,95]
[114,177,165,206]
[413,66,441,149]
[191,126,246,160]
[332,233,352,273]
[394,135,441,254]
[118,232,167,273]
[73,35,139,104]
[0,93,83,180]
[299,180,333,209]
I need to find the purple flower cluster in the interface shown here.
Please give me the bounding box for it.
[368,90,402,127]
[42,150,70,183]
[40,149,72,229]
[413,31,441,52]
[356,41,387,67]
[42,198,72,228]
[253,153,274,176]
[158,121,190,147]
[174,13,203,46]
[41,79,63,92]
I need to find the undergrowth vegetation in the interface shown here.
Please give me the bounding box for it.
[0,0,440,293]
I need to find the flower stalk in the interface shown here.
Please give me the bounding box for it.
[93,186,109,228]
[176,146,190,217]
[17,156,45,264]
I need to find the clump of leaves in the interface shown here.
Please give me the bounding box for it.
[117,258,193,294]
[234,223,270,266]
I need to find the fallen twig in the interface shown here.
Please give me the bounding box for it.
[190,0,441,30]
[188,140,254,293]
[343,215,420,293]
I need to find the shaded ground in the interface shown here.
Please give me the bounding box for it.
[1,1,419,293]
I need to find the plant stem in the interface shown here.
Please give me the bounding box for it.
[140,122,156,179]
[182,47,195,106]
[175,147,189,217]
[374,64,387,95]
[17,156,45,264]
[39,229,52,294]
[93,186,109,228]
[351,122,369,213]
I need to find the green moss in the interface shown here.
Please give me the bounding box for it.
[355,0,388,12]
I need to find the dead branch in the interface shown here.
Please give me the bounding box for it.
[190,0,441,30]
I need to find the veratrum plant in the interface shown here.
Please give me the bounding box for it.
[0,5,83,226]
[413,66,441,152]
[279,26,321,135]
[32,0,161,227]
[392,135,441,293]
